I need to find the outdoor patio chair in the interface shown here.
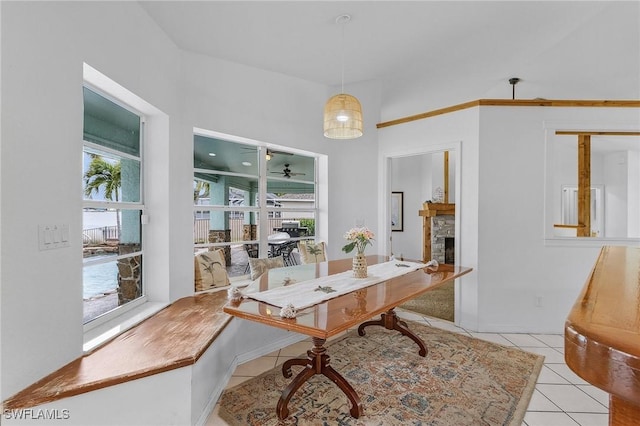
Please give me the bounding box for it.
[298,241,327,264]
[248,255,284,280]
[244,243,259,274]
[278,241,298,266]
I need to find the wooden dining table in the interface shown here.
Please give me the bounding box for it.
[223,255,472,419]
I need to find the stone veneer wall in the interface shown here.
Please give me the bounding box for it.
[242,224,257,241]
[431,215,455,264]
[117,244,142,305]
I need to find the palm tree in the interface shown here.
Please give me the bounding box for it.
[84,154,122,239]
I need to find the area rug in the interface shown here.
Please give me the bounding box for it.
[218,321,543,425]
[400,281,454,321]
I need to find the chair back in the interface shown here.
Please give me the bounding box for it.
[244,243,259,258]
[298,241,327,264]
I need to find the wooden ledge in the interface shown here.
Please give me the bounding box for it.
[377,99,640,129]
[419,202,455,217]
[3,291,232,410]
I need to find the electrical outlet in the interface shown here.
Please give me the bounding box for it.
[535,296,543,307]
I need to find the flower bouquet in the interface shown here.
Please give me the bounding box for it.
[342,227,374,278]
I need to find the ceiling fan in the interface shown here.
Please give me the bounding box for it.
[271,164,306,179]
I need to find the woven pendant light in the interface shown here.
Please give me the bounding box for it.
[323,93,363,139]
[323,15,363,139]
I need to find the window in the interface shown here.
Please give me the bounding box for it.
[193,131,318,280]
[82,86,144,324]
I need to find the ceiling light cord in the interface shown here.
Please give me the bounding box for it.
[341,20,345,94]
[323,14,363,139]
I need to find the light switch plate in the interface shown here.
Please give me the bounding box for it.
[39,224,70,250]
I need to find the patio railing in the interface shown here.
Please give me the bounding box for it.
[83,226,119,245]
[194,218,287,243]
[84,218,310,246]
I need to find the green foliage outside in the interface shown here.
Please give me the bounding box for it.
[299,218,315,236]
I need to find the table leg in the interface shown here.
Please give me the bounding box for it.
[276,337,363,420]
[357,308,428,357]
[281,358,308,378]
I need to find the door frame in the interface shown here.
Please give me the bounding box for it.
[378,141,462,322]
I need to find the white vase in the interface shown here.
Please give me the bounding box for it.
[352,253,368,278]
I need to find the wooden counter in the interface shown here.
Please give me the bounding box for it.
[565,246,640,425]
[3,291,232,410]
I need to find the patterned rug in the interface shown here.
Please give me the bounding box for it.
[218,321,543,425]
[399,281,454,321]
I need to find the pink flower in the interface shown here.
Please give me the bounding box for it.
[342,227,375,254]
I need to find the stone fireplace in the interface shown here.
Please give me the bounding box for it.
[445,237,455,264]
[419,202,455,264]
[431,215,455,264]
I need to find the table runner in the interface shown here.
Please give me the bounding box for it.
[246,260,428,310]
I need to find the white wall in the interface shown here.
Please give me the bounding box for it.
[629,151,640,238]
[180,52,382,260]
[390,155,424,261]
[379,105,640,333]
[478,106,561,332]
[1,1,182,399]
[322,79,382,259]
[604,151,629,238]
[377,0,639,332]
[0,1,382,403]
[477,106,639,333]
[379,108,480,330]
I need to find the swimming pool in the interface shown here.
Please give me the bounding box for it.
[83,260,118,299]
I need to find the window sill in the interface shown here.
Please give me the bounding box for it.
[83,301,169,354]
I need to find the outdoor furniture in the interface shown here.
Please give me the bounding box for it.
[194,249,230,291]
[268,232,291,258]
[277,241,298,266]
[297,241,327,264]
[247,255,285,280]
[244,243,259,274]
[273,227,308,238]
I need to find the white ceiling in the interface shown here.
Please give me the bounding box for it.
[139,1,617,88]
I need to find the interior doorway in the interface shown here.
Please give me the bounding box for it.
[381,143,461,322]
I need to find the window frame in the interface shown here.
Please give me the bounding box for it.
[82,84,147,331]
[192,129,320,279]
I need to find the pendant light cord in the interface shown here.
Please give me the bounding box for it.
[335,14,351,94]
[341,20,345,94]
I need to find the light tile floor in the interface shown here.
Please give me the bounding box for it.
[206,310,609,426]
